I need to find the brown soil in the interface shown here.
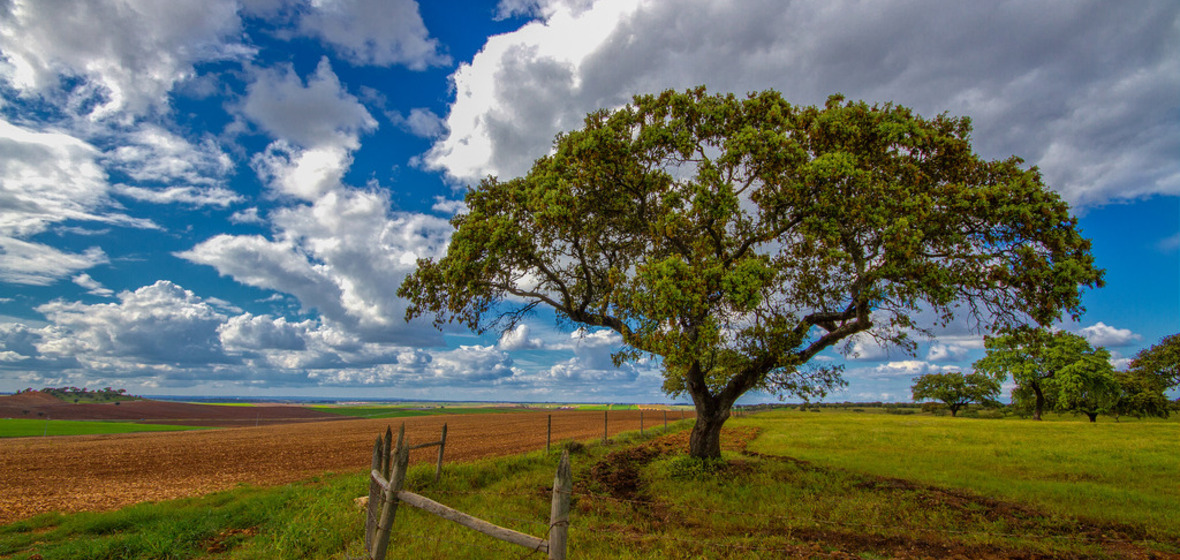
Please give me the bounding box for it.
[0,394,342,426]
[0,410,662,525]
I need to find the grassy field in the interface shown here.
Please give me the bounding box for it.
[0,418,207,438]
[744,409,1180,537]
[1,410,1175,559]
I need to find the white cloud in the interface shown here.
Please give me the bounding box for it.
[540,328,639,383]
[855,360,959,379]
[431,197,467,215]
[0,0,251,119]
[103,125,237,201]
[499,323,544,351]
[429,0,1180,206]
[299,0,450,69]
[1077,322,1142,348]
[179,188,453,345]
[0,237,108,286]
[114,185,243,207]
[72,273,113,297]
[251,141,352,201]
[241,57,377,149]
[0,119,126,237]
[229,208,267,225]
[35,280,232,366]
[926,343,969,363]
[390,107,446,138]
[219,313,309,351]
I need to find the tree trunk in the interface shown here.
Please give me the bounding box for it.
[1032,384,1045,421]
[686,376,732,459]
[1085,412,1098,423]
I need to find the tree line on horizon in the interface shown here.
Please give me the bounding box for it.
[910,332,1179,422]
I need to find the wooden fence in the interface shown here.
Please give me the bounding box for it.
[365,424,571,560]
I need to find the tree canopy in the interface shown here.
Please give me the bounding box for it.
[1128,333,1180,389]
[975,328,1115,421]
[910,371,1000,416]
[400,87,1103,458]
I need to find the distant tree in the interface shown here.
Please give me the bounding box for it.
[1127,333,1180,389]
[974,328,1114,421]
[401,88,1103,458]
[1053,355,1119,422]
[1111,370,1171,420]
[910,371,1000,417]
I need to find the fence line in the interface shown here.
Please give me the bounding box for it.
[365,424,571,560]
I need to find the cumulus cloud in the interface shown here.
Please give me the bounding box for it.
[219,313,309,351]
[0,0,251,119]
[1076,322,1142,348]
[35,281,232,366]
[850,360,959,379]
[299,0,450,69]
[541,328,640,384]
[427,0,1180,206]
[499,323,544,351]
[179,188,453,345]
[241,57,377,149]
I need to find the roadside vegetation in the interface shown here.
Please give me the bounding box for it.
[2,409,1176,560]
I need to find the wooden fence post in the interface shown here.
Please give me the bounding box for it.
[602,409,608,444]
[549,450,571,560]
[640,409,644,436]
[372,429,409,560]
[547,414,552,454]
[663,410,667,429]
[434,423,447,483]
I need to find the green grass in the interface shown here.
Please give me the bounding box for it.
[0,418,207,438]
[742,409,1180,541]
[2,411,1175,559]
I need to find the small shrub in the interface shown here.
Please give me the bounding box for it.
[661,455,727,481]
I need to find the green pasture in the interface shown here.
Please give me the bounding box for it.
[0,418,207,438]
[743,409,1180,538]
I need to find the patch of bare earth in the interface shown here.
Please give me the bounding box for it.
[0,410,658,525]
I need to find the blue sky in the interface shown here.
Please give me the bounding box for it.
[0,0,1176,403]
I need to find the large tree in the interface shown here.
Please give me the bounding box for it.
[974,328,1114,421]
[910,371,1000,417]
[400,88,1103,458]
[1128,333,1180,390]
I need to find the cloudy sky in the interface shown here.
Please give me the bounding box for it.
[1,0,1176,403]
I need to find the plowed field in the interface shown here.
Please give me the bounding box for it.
[0,410,687,524]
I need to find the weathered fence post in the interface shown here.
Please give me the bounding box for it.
[640,409,644,436]
[663,410,668,429]
[549,449,571,560]
[434,423,447,483]
[546,414,552,454]
[602,409,608,444]
[372,426,409,560]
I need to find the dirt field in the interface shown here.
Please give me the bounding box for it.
[0,410,682,524]
[0,392,343,426]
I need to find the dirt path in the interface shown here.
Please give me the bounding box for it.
[0,410,684,524]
